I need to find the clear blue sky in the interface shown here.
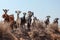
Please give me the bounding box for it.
[0,0,60,24]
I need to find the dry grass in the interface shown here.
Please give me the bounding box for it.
[0,20,60,40]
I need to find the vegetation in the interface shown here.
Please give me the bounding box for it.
[0,9,60,40]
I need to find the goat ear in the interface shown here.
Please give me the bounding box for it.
[3,9,4,11]
[23,12,26,15]
[7,9,9,11]
[19,11,21,13]
[32,12,34,16]
[15,11,17,13]
[58,18,59,20]
[56,18,59,20]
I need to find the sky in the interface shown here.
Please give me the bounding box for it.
[0,0,60,24]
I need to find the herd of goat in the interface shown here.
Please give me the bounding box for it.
[0,9,60,40]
